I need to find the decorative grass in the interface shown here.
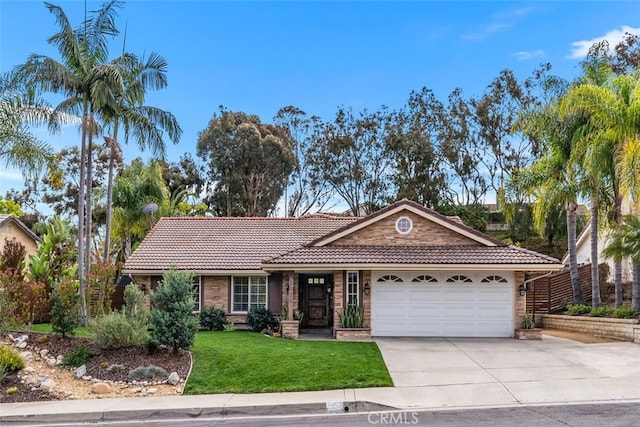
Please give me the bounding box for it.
[184,331,393,394]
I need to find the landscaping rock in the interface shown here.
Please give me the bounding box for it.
[17,341,28,349]
[46,357,57,367]
[13,335,28,347]
[167,372,180,385]
[147,387,158,394]
[40,349,49,358]
[20,351,32,362]
[39,378,56,393]
[74,365,87,379]
[81,375,92,381]
[91,383,112,395]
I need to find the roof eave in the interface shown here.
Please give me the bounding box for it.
[261,263,565,272]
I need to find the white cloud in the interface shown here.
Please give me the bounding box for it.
[461,6,534,42]
[568,25,640,59]
[512,49,545,60]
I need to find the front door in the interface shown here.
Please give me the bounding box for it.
[300,274,332,328]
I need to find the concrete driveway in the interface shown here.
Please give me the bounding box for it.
[360,335,640,408]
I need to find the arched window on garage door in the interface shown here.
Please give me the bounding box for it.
[445,275,472,283]
[481,275,508,284]
[377,275,403,283]
[411,275,438,283]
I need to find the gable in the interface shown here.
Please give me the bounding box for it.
[328,210,481,246]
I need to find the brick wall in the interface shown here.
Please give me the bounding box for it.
[542,314,640,342]
[329,211,479,246]
[202,276,229,312]
[514,271,526,331]
[333,271,344,333]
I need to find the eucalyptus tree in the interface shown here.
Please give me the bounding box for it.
[274,106,332,216]
[17,0,125,324]
[197,108,294,217]
[101,52,182,262]
[387,88,449,208]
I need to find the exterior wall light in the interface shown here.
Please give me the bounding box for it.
[518,284,527,296]
[364,282,371,296]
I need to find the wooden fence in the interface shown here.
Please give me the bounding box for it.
[526,264,594,314]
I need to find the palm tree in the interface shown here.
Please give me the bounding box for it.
[603,215,640,310]
[0,71,58,179]
[112,160,167,261]
[17,1,125,324]
[562,72,640,307]
[101,52,182,262]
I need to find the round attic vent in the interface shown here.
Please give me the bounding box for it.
[395,216,413,234]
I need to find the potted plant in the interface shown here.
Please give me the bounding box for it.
[515,312,542,340]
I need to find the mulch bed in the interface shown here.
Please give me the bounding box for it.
[1,332,191,404]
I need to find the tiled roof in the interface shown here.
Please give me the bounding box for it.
[264,245,561,266]
[123,215,359,272]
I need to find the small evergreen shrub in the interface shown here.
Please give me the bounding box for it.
[590,306,614,317]
[62,343,94,368]
[565,303,591,316]
[50,279,80,337]
[149,269,199,352]
[338,305,365,328]
[247,306,278,332]
[613,306,639,319]
[146,335,160,355]
[0,344,26,374]
[127,365,167,380]
[199,307,227,331]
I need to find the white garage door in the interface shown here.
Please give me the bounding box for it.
[371,271,514,337]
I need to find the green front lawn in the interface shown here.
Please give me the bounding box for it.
[184,331,393,394]
[17,323,92,337]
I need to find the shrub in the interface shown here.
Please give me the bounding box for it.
[338,305,365,328]
[0,272,49,327]
[0,344,26,374]
[62,343,94,368]
[223,322,235,332]
[521,313,535,329]
[149,269,199,352]
[123,285,149,325]
[86,259,118,318]
[50,278,80,337]
[247,306,278,332]
[199,307,227,331]
[590,306,614,317]
[0,238,26,273]
[613,305,639,319]
[127,365,167,380]
[90,311,149,349]
[565,303,591,316]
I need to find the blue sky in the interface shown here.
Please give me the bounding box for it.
[1,1,640,205]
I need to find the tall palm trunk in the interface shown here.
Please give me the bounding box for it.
[84,108,95,279]
[590,194,601,307]
[78,97,89,326]
[103,119,119,262]
[566,200,584,303]
[614,192,624,307]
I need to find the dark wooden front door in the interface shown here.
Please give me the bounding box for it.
[300,274,332,327]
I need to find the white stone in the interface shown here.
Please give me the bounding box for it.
[167,372,180,385]
[24,367,35,373]
[40,349,49,358]
[147,388,157,394]
[16,341,27,349]
[19,351,32,362]
[39,378,56,392]
[14,334,28,346]
[46,357,57,367]
[82,375,92,381]
[74,365,87,379]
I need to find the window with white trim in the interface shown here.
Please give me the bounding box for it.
[347,271,359,307]
[192,276,202,313]
[395,216,413,234]
[232,276,267,313]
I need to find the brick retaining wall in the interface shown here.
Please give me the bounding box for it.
[542,314,640,342]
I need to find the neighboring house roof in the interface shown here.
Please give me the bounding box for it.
[263,245,561,271]
[0,214,40,243]
[123,214,359,273]
[309,199,504,247]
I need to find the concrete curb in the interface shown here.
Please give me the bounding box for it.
[0,400,396,424]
